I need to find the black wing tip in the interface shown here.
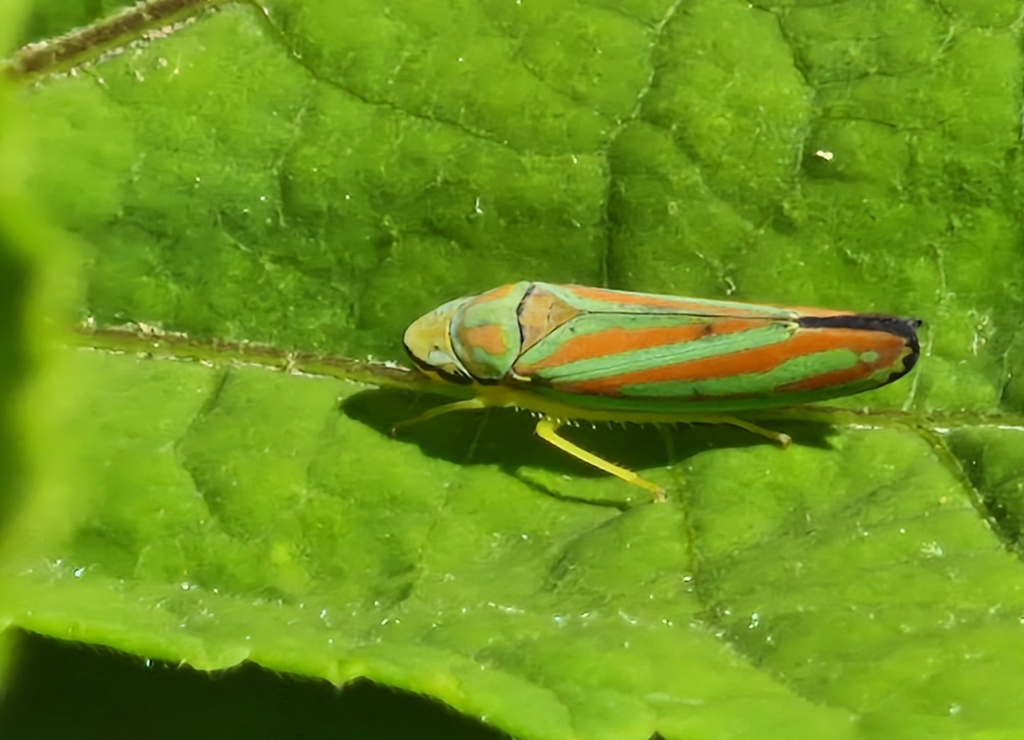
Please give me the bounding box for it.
[797,313,921,341]
[894,317,921,380]
[797,313,922,379]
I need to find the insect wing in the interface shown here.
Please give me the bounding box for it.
[513,283,918,411]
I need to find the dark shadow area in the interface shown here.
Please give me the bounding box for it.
[946,432,1024,550]
[0,630,512,740]
[0,233,28,540]
[343,388,835,486]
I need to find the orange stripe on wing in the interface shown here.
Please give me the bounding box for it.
[565,285,699,309]
[519,318,766,372]
[554,326,909,396]
[777,305,851,318]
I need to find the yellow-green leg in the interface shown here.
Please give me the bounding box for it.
[391,398,487,434]
[685,414,792,447]
[534,417,667,503]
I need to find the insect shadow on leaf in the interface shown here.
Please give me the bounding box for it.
[341,388,836,501]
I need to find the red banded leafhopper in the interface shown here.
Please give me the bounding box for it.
[399,282,921,501]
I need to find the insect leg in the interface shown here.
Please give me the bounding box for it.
[391,397,487,435]
[685,414,792,447]
[534,417,667,502]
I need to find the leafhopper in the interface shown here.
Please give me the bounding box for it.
[399,282,921,500]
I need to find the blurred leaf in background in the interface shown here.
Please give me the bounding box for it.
[2,1,1024,739]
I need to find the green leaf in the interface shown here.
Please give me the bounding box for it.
[3,1,1024,739]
